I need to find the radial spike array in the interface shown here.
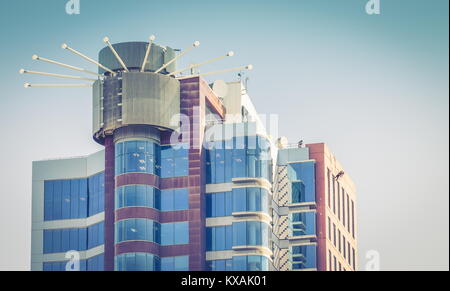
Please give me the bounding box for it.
[177,64,253,80]
[169,51,234,76]
[103,37,129,72]
[20,69,97,81]
[155,41,201,74]
[24,83,93,88]
[61,43,115,75]
[20,35,253,89]
[141,35,156,72]
[32,55,102,77]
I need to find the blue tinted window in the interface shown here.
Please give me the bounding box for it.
[88,222,104,249]
[232,255,269,271]
[233,188,246,213]
[115,140,159,176]
[225,192,233,216]
[88,173,105,216]
[206,136,272,184]
[215,193,225,217]
[232,256,246,271]
[78,228,87,251]
[69,180,79,219]
[79,179,88,218]
[232,221,270,248]
[53,181,62,220]
[161,188,189,211]
[115,219,158,244]
[206,225,233,251]
[207,259,233,271]
[232,187,269,214]
[115,253,160,271]
[44,181,54,221]
[209,187,272,217]
[161,145,189,178]
[43,223,101,254]
[87,254,104,271]
[174,189,189,211]
[161,222,189,246]
[291,244,317,270]
[232,222,246,247]
[115,185,159,209]
[161,256,189,271]
[43,230,53,254]
[288,162,316,203]
[44,173,103,221]
[61,180,71,220]
[291,211,316,237]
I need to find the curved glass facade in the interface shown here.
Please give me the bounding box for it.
[206,188,270,218]
[231,255,269,271]
[161,256,189,271]
[206,136,272,184]
[206,225,233,251]
[115,218,160,244]
[115,253,160,271]
[232,221,270,248]
[115,185,160,209]
[232,187,269,213]
[115,140,159,176]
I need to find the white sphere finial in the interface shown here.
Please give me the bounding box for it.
[61,43,68,49]
[227,51,235,57]
[24,83,31,88]
[19,69,25,74]
[103,37,110,43]
[149,35,156,41]
[193,41,201,47]
[32,55,39,60]
[246,64,254,70]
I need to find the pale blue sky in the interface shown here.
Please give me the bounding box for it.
[0,0,448,270]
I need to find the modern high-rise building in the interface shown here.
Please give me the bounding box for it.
[30,40,357,271]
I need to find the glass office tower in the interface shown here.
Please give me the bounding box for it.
[31,40,357,271]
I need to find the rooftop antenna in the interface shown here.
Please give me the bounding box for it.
[177,64,253,80]
[61,43,115,75]
[32,55,102,77]
[155,40,200,74]
[168,51,234,77]
[24,83,93,88]
[19,69,97,82]
[140,35,156,72]
[103,37,129,72]
[243,76,250,94]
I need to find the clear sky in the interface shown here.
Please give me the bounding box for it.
[0,0,448,271]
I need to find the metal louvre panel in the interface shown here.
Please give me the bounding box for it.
[102,76,122,132]
[92,80,103,135]
[98,42,176,74]
[121,72,180,131]
[163,46,176,73]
